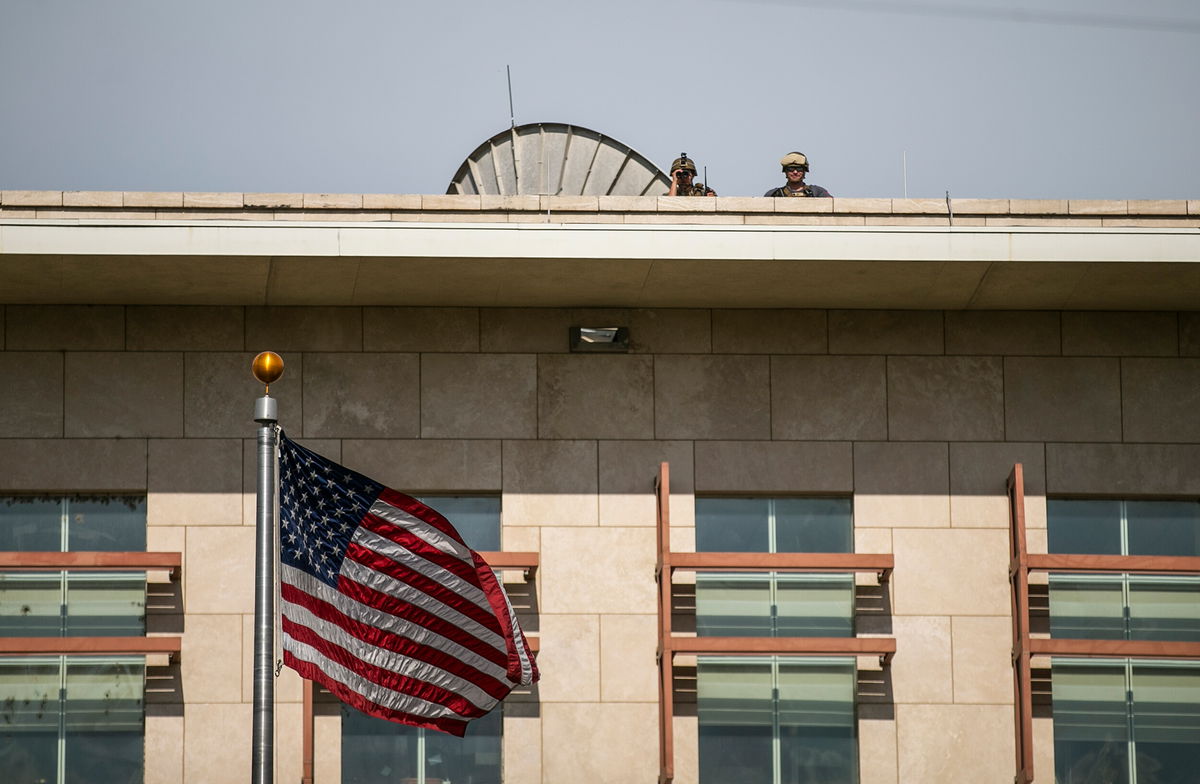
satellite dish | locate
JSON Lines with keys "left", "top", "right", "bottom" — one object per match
{"left": 447, "top": 122, "right": 670, "bottom": 196}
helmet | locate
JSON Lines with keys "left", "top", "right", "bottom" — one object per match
{"left": 671, "top": 154, "right": 697, "bottom": 174}
{"left": 780, "top": 151, "right": 809, "bottom": 172}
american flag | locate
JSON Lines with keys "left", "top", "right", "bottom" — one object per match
{"left": 277, "top": 432, "right": 538, "bottom": 736}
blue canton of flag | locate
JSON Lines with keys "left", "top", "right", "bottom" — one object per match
{"left": 279, "top": 443, "right": 381, "bottom": 587}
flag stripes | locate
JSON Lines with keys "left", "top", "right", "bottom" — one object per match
{"left": 347, "top": 526, "right": 505, "bottom": 634}
{"left": 283, "top": 649, "right": 479, "bottom": 737}
{"left": 282, "top": 614, "right": 498, "bottom": 713}
{"left": 355, "top": 515, "right": 494, "bottom": 602}
{"left": 337, "top": 558, "right": 510, "bottom": 666}
{"left": 280, "top": 575, "right": 512, "bottom": 693}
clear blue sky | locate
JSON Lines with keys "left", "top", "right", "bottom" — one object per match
{"left": 2, "top": 0, "right": 1197, "bottom": 198}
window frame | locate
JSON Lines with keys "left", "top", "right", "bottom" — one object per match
{"left": 1007, "top": 463, "right": 1200, "bottom": 784}
{"left": 1047, "top": 498, "right": 1200, "bottom": 643}
{"left": 687, "top": 495, "right": 873, "bottom": 784}
{"left": 697, "top": 655, "right": 860, "bottom": 784}
{"left": 694, "top": 496, "right": 857, "bottom": 639}
{"left": 1050, "top": 657, "right": 1200, "bottom": 784}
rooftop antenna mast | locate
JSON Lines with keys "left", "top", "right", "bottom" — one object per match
{"left": 902, "top": 151, "right": 908, "bottom": 199}
{"left": 506, "top": 65, "right": 515, "bottom": 128}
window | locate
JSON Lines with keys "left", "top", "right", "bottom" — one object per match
{"left": 694, "top": 498, "right": 858, "bottom": 784}
{"left": 1052, "top": 661, "right": 1200, "bottom": 784}
{"left": 695, "top": 498, "right": 854, "bottom": 638}
{"left": 1047, "top": 500, "right": 1200, "bottom": 642}
{"left": 0, "top": 657, "right": 145, "bottom": 784}
{"left": 698, "top": 658, "right": 857, "bottom": 784}
{"left": 1048, "top": 500, "right": 1200, "bottom": 784}
{"left": 0, "top": 496, "right": 147, "bottom": 784}
{"left": 339, "top": 495, "right": 503, "bottom": 783}
{"left": 341, "top": 703, "right": 502, "bottom": 784}
{"left": 0, "top": 496, "right": 147, "bottom": 638}
{"left": 419, "top": 496, "right": 501, "bottom": 552}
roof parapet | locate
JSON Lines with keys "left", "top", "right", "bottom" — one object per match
{"left": 2, "top": 191, "right": 1197, "bottom": 228}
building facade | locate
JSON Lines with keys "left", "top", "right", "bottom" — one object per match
{"left": 1, "top": 192, "right": 1199, "bottom": 783}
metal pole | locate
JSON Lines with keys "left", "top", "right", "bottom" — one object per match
{"left": 301, "top": 680, "right": 315, "bottom": 784}
{"left": 506, "top": 64, "right": 515, "bottom": 128}
{"left": 253, "top": 392, "right": 279, "bottom": 784}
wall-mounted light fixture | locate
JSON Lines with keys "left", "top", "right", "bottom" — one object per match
{"left": 569, "top": 326, "right": 630, "bottom": 353}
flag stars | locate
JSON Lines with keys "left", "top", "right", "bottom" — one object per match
{"left": 278, "top": 435, "right": 383, "bottom": 587}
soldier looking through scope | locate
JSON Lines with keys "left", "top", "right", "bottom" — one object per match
{"left": 667, "top": 153, "right": 716, "bottom": 197}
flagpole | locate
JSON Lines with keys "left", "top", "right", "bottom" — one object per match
{"left": 252, "top": 352, "right": 284, "bottom": 784}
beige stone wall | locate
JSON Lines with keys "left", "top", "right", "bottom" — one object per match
{"left": 2, "top": 304, "right": 1199, "bottom": 783}
{"left": 3, "top": 190, "right": 1200, "bottom": 227}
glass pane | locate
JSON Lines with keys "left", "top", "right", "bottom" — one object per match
{"left": 696, "top": 498, "right": 771, "bottom": 553}
{"left": 776, "top": 575, "right": 854, "bottom": 637}
{"left": 697, "top": 661, "right": 774, "bottom": 784}
{"left": 1128, "top": 578, "right": 1200, "bottom": 642}
{"left": 1048, "top": 576, "right": 1126, "bottom": 639}
{"left": 1131, "top": 665, "right": 1200, "bottom": 784}
{"left": 1052, "top": 663, "right": 1130, "bottom": 784}
{"left": 778, "top": 660, "right": 857, "bottom": 784}
{"left": 67, "top": 496, "right": 146, "bottom": 552}
{"left": 0, "top": 573, "right": 64, "bottom": 636}
{"left": 696, "top": 575, "right": 773, "bottom": 636}
{"left": 774, "top": 498, "right": 852, "bottom": 553}
{"left": 341, "top": 705, "right": 420, "bottom": 783}
{"left": 1126, "top": 501, "right": 1200, "bottom": 557}
{"left": 0, "top": 496, "right": 62, "bottom": 551}
{"left": 418, "top": 496, "right": 501, "bottom": 552}
{"left": 0, "top": 659, "right": 61, "bottom": 784}
{"left": 696, "top": 575, "right": 855, "bottom": 638}
{"left": 341, "top": 704, "right": 501, "bottom": 784}
{"left": 63, "top": 658, "right": 144, "bottom": 784}
{"left": 423, "top": 707, "right": 501, "bottom": 784}
{"left": 1047, "top": 500, "right": 1122, "bottom": 555}
{"left": 65, "top": 574, "right": 146, "bottom": 636}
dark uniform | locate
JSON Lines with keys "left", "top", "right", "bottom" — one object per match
{"left": 763, "top": 184, "right": 831, "bottom": 198}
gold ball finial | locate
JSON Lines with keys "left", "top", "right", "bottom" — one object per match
{"left": 252, "top": 351, "right": 284, "bottom": 393}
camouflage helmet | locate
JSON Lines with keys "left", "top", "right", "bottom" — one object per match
{"left": 780, "top": 151, "right": 810, "bottom": 172}
{"left": 670, "top": 153, "right": 697, "bottom": 174}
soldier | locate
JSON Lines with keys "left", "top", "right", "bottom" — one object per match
{"left": 763, "top": 151, "right": 831, "bottom": 197}
{"left": 667, "top": 153, "right": 716, "bottom": 197}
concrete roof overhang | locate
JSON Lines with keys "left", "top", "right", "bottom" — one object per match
{"left": 2, "top": 219, "right": 1199, "bottom": 309}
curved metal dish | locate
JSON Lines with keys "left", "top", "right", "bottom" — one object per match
{"left": 447, "top": 122, "right": 670, "bottom": 196}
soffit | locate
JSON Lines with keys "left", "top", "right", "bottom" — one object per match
{"left": 1, "top": 220, "right": 1198, "bottom": 309}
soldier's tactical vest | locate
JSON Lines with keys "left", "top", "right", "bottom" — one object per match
{"left": 677, "top": 182, "right": 715, "bottom": 197}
